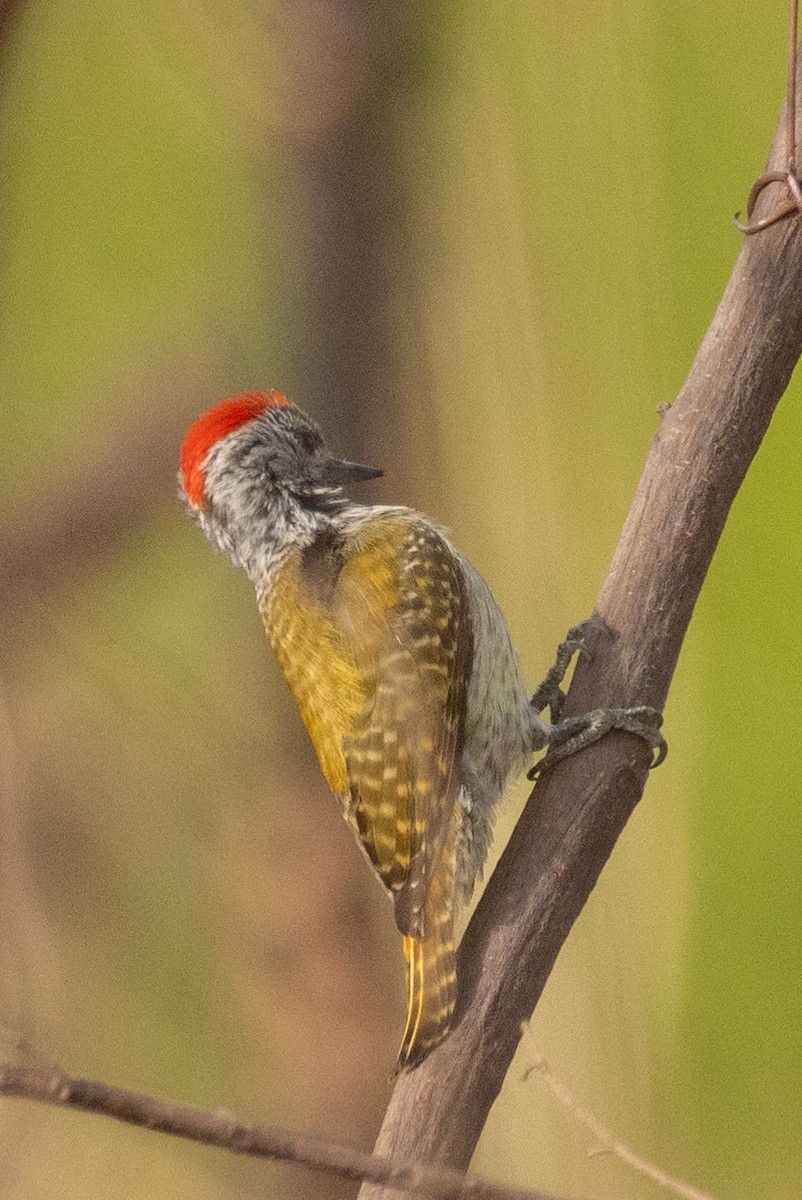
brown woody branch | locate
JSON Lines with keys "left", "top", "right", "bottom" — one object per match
{"left": 3, "top": 32, "right": 799, "bottom": 1200}
{"left": 358, "top": 48, "right": 802, "bottom": 1197}
{"left": 0, "top": 1062, "right": 606, "bottom": 1200}
{"left": 524, "top": 1059, "right": 719, "bottom": 1200}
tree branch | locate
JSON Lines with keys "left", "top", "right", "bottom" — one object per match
{"left": 358, "top": 47, "right": 802, "bottom": 1195}
{"left": 0, "top": 1062, "right": 612, "bottom": 1200}
{"left": 523, "top": 1059, "right": 719, "bottom": 1200}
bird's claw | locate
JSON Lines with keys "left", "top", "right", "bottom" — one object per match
{"left": 527, "top": 704, "right": 667, "bottom": 781}
{"left": 530, "top": 618, "right": 606, "bottom": 719}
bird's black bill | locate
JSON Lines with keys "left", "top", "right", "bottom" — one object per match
{"left": 317, "top": 458, "right": 384, "bottom": 486}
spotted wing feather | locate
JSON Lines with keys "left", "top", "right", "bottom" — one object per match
{"left": 335, "top": 519, "right": 471, "bottom": 940}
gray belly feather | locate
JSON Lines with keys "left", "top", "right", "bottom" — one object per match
{"left": 453, "top": 554, "right": 549, "bottom": 900}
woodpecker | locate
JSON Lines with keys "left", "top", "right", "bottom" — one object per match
{"left": 181, "top": 389, "right": 665, "bottom": 1072}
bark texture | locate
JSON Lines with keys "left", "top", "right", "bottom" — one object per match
{"left": 359, "top": 50, "right": 802, "bottom": 1193}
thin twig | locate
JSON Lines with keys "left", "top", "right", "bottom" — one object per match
{"left": 522, "top": 1059, "right": 718, "bottom": 1200}
{"left": 787, "top": 0, "right": 798, "bottom": 167}
{"left": 735, "top": 0, "right": 801, "bottom": 231}
{"left": 0, "top": 1062, "right": 612, "bottom": 1200}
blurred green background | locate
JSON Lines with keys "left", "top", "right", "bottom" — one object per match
{"left": 1, "top": 2, "right": 800, "bottom": 1197}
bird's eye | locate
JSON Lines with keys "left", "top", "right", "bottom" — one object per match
{"left": 296, "top": 428, "right": 321, "bottom": 455}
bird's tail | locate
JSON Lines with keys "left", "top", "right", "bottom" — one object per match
{"left": 395, "top": 879, "right": 457, "bottom": 1073}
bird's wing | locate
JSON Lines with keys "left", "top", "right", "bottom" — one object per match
{"left": 334, "top": 517, "right": 472, "bottom": 940}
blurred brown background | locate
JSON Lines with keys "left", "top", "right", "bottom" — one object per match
{"left": 0, "top": 2, "right": 800, "bottom": 1198}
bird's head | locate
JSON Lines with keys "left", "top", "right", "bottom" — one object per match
{"left": 180, "top": 389, "right": 382, "bottom": 576}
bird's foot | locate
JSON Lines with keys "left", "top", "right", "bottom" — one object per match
{"left": 528, "top": 705, "right": 666, "bottom": 780}
{"left": 530, "top": 617, "right": 605, "bottom": 723}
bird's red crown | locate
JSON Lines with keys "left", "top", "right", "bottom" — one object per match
{"left": 181, "top": 389, "right": 291, "bottom": 508}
